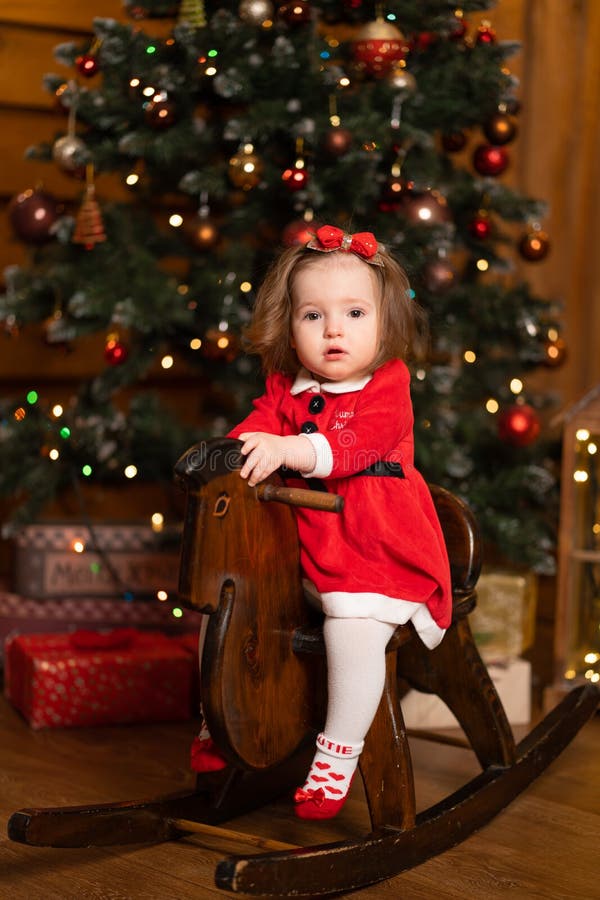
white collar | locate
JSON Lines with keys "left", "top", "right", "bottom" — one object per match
{"left": 290, "top": 367, "right": 372, "bottom": 396}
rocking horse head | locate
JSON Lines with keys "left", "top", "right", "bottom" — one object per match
{"left": 174, "top": 437, "right": 304, "bottom": 614}
{"left": 174, "top": 437, "right": 317, "bottom": 769}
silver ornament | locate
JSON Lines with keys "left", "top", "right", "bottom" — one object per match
{"left": 52, "top": 134, "right": 88, "bottom": 172}
{"left": 239, "top": 0, "right": 274, "bottom": 25}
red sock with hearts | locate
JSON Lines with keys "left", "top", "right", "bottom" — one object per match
{"left": 294, "top": 733, "right": 363, "bottom": 820}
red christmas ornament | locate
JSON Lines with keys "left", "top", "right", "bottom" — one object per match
{"left": 281, "top": 165, "right": 309, "bottom": 191}
{"left": 353, "top": 18, "right": 405, "bottom": 77}
{"left": 442, "top": 131, "right": 467, "bottom": 153}
{"left": 498, "top": 404, "right": 541, "bottom": 447}
{"left": 9, "top": 188, "right": 61, "bottom": 243}
{"left": 476, "top": 21, "right": 497, "bottom": 44}
{"left": 518, "top": 229, "right": 550, "bottom": 262}
{"left": 322, "top": 127, "right": 353, "bottom": 157}
{"left": 75, "top": 53, "right": 100, "bottom": 78}
{"left": 449, "top": 12, "right": 468, "bottom": 40}
{"left": 278, "top": 1, "right": 311, "bottom": 25}
{"left": 104, "top": 337, "right": 128, "bottom": 365}
{"left": 473, "top": 143, "right": 509, "bottom": 176}
{"left": 282, "top": 218, "right": 316, "bottom": 246}
{"left": 468, "top": 210, "right": 492, "bottom": 240}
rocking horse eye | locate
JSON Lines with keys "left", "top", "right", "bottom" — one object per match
{"left": 213, "top": 492, "right": 230, "bottom": 518}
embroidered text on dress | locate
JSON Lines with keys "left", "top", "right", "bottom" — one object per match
{"left": 331, "top": 410, "right": 354, "bottom": 429}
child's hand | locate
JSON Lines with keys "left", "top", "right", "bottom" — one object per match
{"left": 239, "top": 432, "right": 316, "bottom": 487}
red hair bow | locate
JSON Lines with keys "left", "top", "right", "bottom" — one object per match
{"left": 307, "top": 225, "right": 379, "bottom": 260}
{"left": 294, "top": 787, "right": 326, "bottom": 806}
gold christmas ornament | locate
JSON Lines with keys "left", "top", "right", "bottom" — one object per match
{"left": 483, "top": 112, "right": 518, "bottom": 145}
{"left": 229, "top": 143, "right": 263, "bottom": 190}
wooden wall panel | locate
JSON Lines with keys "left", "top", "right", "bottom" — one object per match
{"left": 508, "top": 0, "right": 600, "bottom": 402}
{"left": 0, "top": 23, "right": 74, "bottom": 109}
{"left": 0, "top": 0, "right": 172, "bottom": 34}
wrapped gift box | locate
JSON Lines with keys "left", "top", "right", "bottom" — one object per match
{"left": 470, "top": 569, "right": 537, "bottom": 662}
{"left": 4, "top": 629, "right": 196, "bottom": 729}
{"left": 0, "top": 588, "right": 203, "bottom": 668}
{"left": 12, "top": 522, "right": 181, "bottom": 599}
{"left": 401, "top": 658, "right": 532, "bottom": 729}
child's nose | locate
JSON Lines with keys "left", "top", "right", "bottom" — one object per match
{"left": 325, "top": 317, "right": 343, "bottom": 337}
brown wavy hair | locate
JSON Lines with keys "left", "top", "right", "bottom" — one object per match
{"left": 244, "top": 242, "right": 428, "bottom": 375}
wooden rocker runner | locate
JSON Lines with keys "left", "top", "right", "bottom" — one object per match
{"left": 8, "top": 437, "right": 599, "bottom": 896}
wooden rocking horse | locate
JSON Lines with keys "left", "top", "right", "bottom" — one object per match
{"left": 8, "top": 437, "right": 599, "bottom": 897}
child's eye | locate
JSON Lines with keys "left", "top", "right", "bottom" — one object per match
{"left": 349, "top": 308, "right": 365, "bottom": 318}
{"left": 303, "top": 311, "right": 320, "bottom": 320}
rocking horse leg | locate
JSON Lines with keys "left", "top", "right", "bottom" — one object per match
{"left": 397, "top": 617, "right": 517, "bottom": 769}
{"left": 360, "top": 647, "right": 416, "bottom": 830}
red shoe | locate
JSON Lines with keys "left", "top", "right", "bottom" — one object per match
{"left": 294, "top": 775, "right": 354, "bottom": 821}
{"left": 190, "top": 735, "right": 227, "bottom": 773}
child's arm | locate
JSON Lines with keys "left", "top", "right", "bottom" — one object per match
{"left": 238, "top": 432, "right": 316, "bottom": 487}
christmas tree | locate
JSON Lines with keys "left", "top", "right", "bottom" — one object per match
{"left": 0, "top": 0, "right": 561, "bottom": 574}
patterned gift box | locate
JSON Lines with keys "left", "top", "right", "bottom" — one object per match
{"left": 470, "top": 569, "right": 537, "bottom": 662}
{"left": 4, "top": 629, "right": 195, "bottom": 729}
{"left": 12, "top": 522, "right": 181, "bottom": 599}
{"left": 0, "top": 588, "right": 203, "bottom": 668}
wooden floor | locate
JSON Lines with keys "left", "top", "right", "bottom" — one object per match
{"left": 0, "top": 695, "right": 598, "bottom": 900}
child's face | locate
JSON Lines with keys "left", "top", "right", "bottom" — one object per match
{"left": 290, "top": 253, "right": 380, "bottom": 383}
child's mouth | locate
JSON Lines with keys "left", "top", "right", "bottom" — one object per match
{"left": 326, "top": 347, "right": 344, "bottom": 357}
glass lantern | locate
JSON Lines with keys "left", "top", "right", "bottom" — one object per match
{"left": 555, "top": 386, "right": 600, "bottom": 692}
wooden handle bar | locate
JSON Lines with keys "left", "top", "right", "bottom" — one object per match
{"left": 167, "top": 817, "right": 299, "bottom": 851}
{"left": 257, "top": 482, "right": 344, "bottom": 513}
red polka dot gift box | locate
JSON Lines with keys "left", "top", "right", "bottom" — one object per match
{"left": 4, "top": 628, "right": 195, "bottom": 729}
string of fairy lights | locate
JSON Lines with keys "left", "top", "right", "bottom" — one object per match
{"left": 562, "top": 425, "right": 600, "bottom": 686}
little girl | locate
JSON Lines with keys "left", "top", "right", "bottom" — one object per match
{"left": 191, "top": 224, "right": 452, "bottom": 820}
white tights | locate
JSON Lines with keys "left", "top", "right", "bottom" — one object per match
{"left": 322, "top": 616, "right": 398, "bottom": 744}
{"left": 299, "top": 616, "right": 397, "bottom": 802}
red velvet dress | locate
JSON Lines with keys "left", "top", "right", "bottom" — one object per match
{"left": 228, "top": 359, "right": 452, "bottom": 645}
